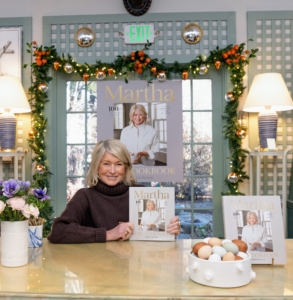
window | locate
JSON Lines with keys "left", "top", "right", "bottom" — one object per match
{"left": 55, "top": 70, "right": 225, "bottom": 238}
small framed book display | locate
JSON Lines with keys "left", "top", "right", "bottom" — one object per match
{"left": 222, "top": 195, "right": 286, "bottom": 265}
{"left": 129, "top": 187, "right": 175, "bottom": 241}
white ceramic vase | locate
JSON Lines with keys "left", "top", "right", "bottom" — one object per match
{"left": 28, "top": 224, "right": 43, "bottom": 248}
{"left": 1, "top": 220, "right": 28, "bottom": 267}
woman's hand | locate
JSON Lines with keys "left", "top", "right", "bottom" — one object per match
{"left": 251, "top": 241, "right": 261, "bottom": 250}
{"left": 106, "top": 222, "right": 134, "bottom": 241}
{"left": 166, "top": 216, "right": 180, "bottom": 236}
{"left": 148, "top": 224, "right": 156, "bottom": 230}
{"left": 133, "top": 151, "right": 149, "bottom": 164}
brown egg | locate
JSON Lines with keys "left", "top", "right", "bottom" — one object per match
{"left": 232, "top": 239, "right": 248, "bottom": 253}
{"left": 235, "top": 255, "right": 243, "bottom": 260}
{"left": 192, "top": 241, "right": 208, "bottom": 256}
{"left": 208, "top": 237, "right": 222, "bottom": 247}
{"left": 198, "top": 245, "right": 213, "bottom": 259}
{"left": 222, "top": 251, "right": 235, "bottom": 261}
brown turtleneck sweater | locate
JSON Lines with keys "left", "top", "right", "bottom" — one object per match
{"left": 47, "top": 181, "right": 142, "bottom": 244}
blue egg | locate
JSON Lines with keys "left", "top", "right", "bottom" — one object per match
{"left": 212, "top": 245, "right": 227, "bottom": 258}
{"left": 222, "top": 242, "right": 239, "bottom": 255}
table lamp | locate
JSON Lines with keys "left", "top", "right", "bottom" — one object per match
{"left": 0, "top": 75, "right": 31, "bottom": 151}
{"left": 243, "top": 73, "right": 293, "bottom": 151}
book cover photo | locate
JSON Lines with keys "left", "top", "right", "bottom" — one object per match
{"left": 222, "top": 195, "right": 286, "bottom": 265}
{"left": 129, "top": 187, "right": 175, "bottom": 241}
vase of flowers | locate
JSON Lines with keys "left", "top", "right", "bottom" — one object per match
{"left": 0, "top": 179, "right": 51, "bottom": 266}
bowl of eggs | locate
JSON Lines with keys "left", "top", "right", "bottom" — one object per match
{"left": 186, "top": 237, "right": 256, "bottom": 288}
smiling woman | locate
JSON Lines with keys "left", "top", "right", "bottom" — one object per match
{"left": 47, "top": 139, "right": 180, "bottom": 244}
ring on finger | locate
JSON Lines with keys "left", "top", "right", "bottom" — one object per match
{"left": 178, "top": 221, "right": 181, "bottom": 229}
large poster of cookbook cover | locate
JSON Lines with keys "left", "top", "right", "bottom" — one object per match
{"left": 97, "top": 80, "right": 183, "bottom": 182}
{"left": 222, "top": 196, "right": 286, "bottom": 265}
{"left": 129, "top": 187, "right": 175, "bottom": 241}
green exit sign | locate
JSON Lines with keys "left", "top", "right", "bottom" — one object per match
{"left": 124, "top": 24, "right": 155, "bottom": 44}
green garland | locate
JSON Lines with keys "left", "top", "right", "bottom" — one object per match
{"left": 24, "top": 41, "right": 258, "bottom": 195}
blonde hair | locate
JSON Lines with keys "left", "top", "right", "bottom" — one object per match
{"left": 129, "top": 104, "right": 147, "bottom": 125}
{"left": 246, "top": 211, "right": 258, "bottom": 224}
{"left": 86, "top": 139, "right": 136, "bottom": 187}
{"left": 146, "top": 199, "right": 156, "bottom": 211}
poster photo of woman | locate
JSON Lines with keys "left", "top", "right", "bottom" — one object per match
{"left": 237, "top": 210, "right": 273, "bottom": 252}
{"left": 113, "top": 102, "right": 167, "bottom": 167}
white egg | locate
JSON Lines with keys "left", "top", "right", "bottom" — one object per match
{"left": 208, "top": 253, "right": 221, "bottom": 261}
{"left": 222, "top": 239, "right": 232, "bottom": 245}
{"left": 203, "top": 237, "right": 211, "bottom": 244}
{"left": 212, "top": 245, "right": 227, "bottom": 258}
{"left": 237, "top": 251, "right": 248, "bottom": 259}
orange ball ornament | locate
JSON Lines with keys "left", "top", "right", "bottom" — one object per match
{"left": 53, "top": 61, "right": 60, "bottom": 70}
{"left": 182, "top": 71, "right": 189, "bottom": 80}
{"left": 151, "top": 67, "right": 157, "bottom": 75}
{"left": 107, "top": 68, "right": 114, "bottom": 76}
{"left": 36, "top": 59, "right": 43, "bottom": 66}
{"left": 83, "top": 73, "right": 90, "bottom": 82}
{"left": 214, "top": 60, "right": 221, "bottom": 70}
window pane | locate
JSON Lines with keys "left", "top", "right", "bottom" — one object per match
{"left": 182, "top": 80, "right": 191, "bottom": 110}
{"left": 67, "top": 178, "right": 86, "bottom": 202}
{"left": 193, "top": 112, "right": 212, "bottom": 142}
{"left": 67, "top": 114, "right": 85, "bottom": 143}
{"left": 67, "top": 145, "right": 85, "bottom": 176}
{"left": 178, "top": 210, "right": 213, "bottom": 239}
{"left": 193, "top": 79, "right": 212, "bottom": 110}
{"left": 193, "top": 177, "right": 213, "bottom": 207}
{"left": 183, "top": 144, "right": 191, "bottom": 175}
{"left": 183, "top": 112, "right": 191, "bottom": 142}
{"left": 87, "top": 113, "right": 97, "bottom": 143}
{"left": 66, "top": 81, "right": 85, "bottom": 112}
{"left": 161, "top": 178, "right": 192, "bottom": 207}
{"left": 87, "top": 81, "right": 97, "bottom": 112}
{"left": 193, "top": 144, "right": 212, "bottom": 175}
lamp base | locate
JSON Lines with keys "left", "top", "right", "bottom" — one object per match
{"left": 0, "top": 112, "right": 16, "bottom": 151}
{"left": 258, "top": 110, "right": 278, "bottom": 150}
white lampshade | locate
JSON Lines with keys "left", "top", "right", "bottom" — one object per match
{"left": 243, "top": 73, "right": 293, "bottom": 112}
{"left": 243, "top": 73, "right": 293, "bottom": 150}
{"left": 0, "top": 75, "right": 31, "bottom": 113}
{"left": 0, "top": 75, "right": 31, "bottom": 151}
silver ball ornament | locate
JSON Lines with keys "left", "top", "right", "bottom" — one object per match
{"left": 63, "top": 63, "right": 74, "bottom": 74}
{"left": 95, "top": 70, "right": 106, "bottom": 80}
{"left": 236, "top": 129, "right": 247, "bottom": 139}
{"left": 199, "top": 64, "right": 208, "bottom": 75}
{"left": 38, "top": 82, "right": 48, "bottom": 93}
{"left": 157, "top": 71, "right": 166, "bottom": 82}
{"left": 228, "top": 172, "right": 239, "bottom": 183}
{"left": 225, "top": 92, "right": 235, "bottom": 102}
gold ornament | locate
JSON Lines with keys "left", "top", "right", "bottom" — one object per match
{"left": 199, "top": 64, "right": 208, "bottom": 75}
{"left": 53, "top": 61, "right": 60, "bottom": 70}
{"left": 225, "top": 91, "right": 235, "bottom": 102}
{"left": 214, "top": 60, "right": 221, "bottom": 70}
{"left": 228, "top": 172, "right": 239, "bottom": 183}
{"left": 35, "top": 164, "right": 45, "bottom": 174}
{"left": 151, "top": 67, "right": 157, "bottom": 75}
{"left": 107, "top": 68, "right": 114, "bottom": 76}
{"left": 28, "top": 130, "right": 34, "bottom": 138}
{"left": 37, "top": 82, "right": 48, "bottom": 93}
{"left": 182, "top": 71, "right": 189, "bottom": 80}
{"left": 64, "top": 63, "right": 74, "bottom": 74}
{"left": 236, "top": 129, "right": 246, "bottom": 139}
{"left": 83, "top": 73, "right": 90, "bottom": 82}
{"left": 95, "top": 69, "right": 106, "bottom": 80}
{"left": 157, "top": 70, "right": 166, "bottom": 82}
